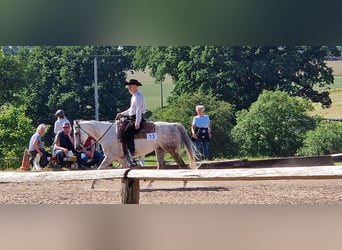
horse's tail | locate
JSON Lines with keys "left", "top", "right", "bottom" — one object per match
{"left": 174, "top": 123, "right": 197, "bottom": 169}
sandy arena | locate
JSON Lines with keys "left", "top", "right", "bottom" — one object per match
{"left": 1, "top": 178, "right": 342, "bottom": 204}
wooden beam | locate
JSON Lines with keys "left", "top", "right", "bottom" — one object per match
{"left": 1, "top": 165, "right": 342, "bottom": 184}
{"left": 0, "top": 169, "right": 127, "bottom": 183}
{"left": 125, "top": 165, "right": 342, "bottom": 181}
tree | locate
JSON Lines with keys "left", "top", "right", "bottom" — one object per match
{"left": 19, "top": 46, "right": 132, "bottom": 144}
{"left": 132, "top": 46, "right": 340, "bottom": 110}
{"left": 153, "top": 91, "right": 237, "bottom": 158}
{"left": 297, "top": 119, "right": 342, "bottom": 156}
{"left": 0, "top": 105, "right": 34, "bottom": 169}
{"left": 0, "top": 47, "right": 26, "bottom": 106}
{"left": 231, "top": 90, "right": 315, "bottom": 157}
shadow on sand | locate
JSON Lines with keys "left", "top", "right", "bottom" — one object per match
{"left": 140, "top": 186, "right": 229, "bottom": 192}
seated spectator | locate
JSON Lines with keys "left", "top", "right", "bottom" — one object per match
{"left": 28, "top": 124, "right": 52, "bottom": 170}
{"left": 53, "top": 122, "right": 81, "bottom": 169}
{"left": 79, "top": 136, "right": 104, "bottom": 168}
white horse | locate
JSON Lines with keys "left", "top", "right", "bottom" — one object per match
{"left": 73, "top": 120, "right": 197, "bottom": 172}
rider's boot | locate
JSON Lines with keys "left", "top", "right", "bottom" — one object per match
{"left": 126, "top": 150, "right": 138, "bottom": 167}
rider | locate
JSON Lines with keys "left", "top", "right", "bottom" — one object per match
{"left": 116, "top": 79, "right": 146, "bottom": 166}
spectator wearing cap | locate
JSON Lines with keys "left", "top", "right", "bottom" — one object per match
{"left": 54, "top": 109, "right": 70, "bottom": 135}
{"left": 116, "top": 79, "right": 146, "bottom": 166}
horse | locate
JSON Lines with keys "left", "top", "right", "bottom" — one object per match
{"left": 73, "top": 119, "right": 197, "bottom": 187}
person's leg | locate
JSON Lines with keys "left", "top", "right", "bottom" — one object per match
{"left": 77, "top": 152, "right": 88, "bottom": 169}
{"left": 202, "top": 140, "right": 209, "bottom": 160}
{"left": 33, "top": 153, "right": 41, "bottom": 170}
{"left": 123, "top": 123, "right": 136, "bottom": 154}
{"left": 93, "top": 151, "right": 104, "bottom": 166}
{"left": 39, "top": 149, "right": 50, "bottom": 167}
{"left": 195, "top": 139, "right": 203, "bottom": 160}
{"left": 28, "top": 150, "right": 37, "bottom": 167}
{"left": 86, "top": 151, "right": 104, "bottom": 168}
{"left": 54, "top": 149, "right": 64, "bottom": 167}
{"left": 122, "top": 122, "right": 138, "bottom": 166}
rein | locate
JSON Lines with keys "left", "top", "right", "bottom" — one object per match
{"left": 76, "top": 121, "right": 114, "bottom": 150}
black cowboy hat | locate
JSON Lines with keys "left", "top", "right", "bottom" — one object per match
{"left": 125, "top": 79, "right": 142, "bottom": 86}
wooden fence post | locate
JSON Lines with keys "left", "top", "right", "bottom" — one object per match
{"left": 121, "top": 177, "right": 140, "bottom": 204}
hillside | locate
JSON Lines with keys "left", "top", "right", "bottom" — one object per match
{"left": 312, "top": 61, "right": 342, "bottom": 118}
{"left": 126, "top": 62, "right": 342, "bottom": 117}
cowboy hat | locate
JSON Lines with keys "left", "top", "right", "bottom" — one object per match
{"left": 125, "top": 79, "right": 142, "bottom": 86}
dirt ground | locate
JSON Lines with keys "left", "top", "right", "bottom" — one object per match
{"left": 1, "top": 178, "right": 342, "bottom": 204}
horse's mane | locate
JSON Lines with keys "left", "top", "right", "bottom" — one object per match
{"left": 78, "top": 119, "right": 116, "bottom": 125}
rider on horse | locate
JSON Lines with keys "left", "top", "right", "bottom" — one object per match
{"left": 116, "top": 79, "right": 146, "bottom": 166}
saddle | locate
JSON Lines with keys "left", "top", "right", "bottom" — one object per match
{"left": 116, "top": 119, "right": 155, "bottom": 140}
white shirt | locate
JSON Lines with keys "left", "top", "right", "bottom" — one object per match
{"left": 121, "top": 90, "right": 146, "bottom": 126}
{"left": 54, "top": 118, "right": 70, "bottom": 134}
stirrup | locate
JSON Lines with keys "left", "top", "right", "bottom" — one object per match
{"left": 126, "top": 156, "right": 138, "bottom": 167}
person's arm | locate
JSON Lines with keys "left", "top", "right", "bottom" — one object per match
{"left": 191, "top": 118, "right": 197, "bottom": 139}
{"left": 135, "top": 95, "right": 145, "bottom": 128}
{"left": 89, "top": 139, "right": 95, "bottom": 158}
{"left": 54, "top": 134, "right": 68, "bottom": 154}
{"left": 117, "top": 108, "right": 129, "bottom": 118}
{"left": 54, "top": 121, "right": 57, "bottom": 134}
{"left": 208, "top": 121, "right": 212, "bottom": 139}
{"left": 68, "top": 132, "right": 74, "bottom": 146}
{"left": 33, "top": 139, "right": 43, "bottom": 157}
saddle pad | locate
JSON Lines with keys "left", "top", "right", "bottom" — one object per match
{"left": 116, "top": 121, "right": 155, "bottom": 140}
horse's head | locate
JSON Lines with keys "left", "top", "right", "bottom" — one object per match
{"left": 73, "top": 120, "right": 85, "bottom": 152}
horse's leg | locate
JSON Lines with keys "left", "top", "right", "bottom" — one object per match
{"left": 117, "top": 158, "right": 129, "bottom": 168}
{"left": 138, "top": 156, "right": 145, "bottom": 167}
{"left": 168, "top": 150, "right": 187, "bottom": 168}
{"left": 90, "top": 155, "right": 115, "bottom": 189}
{"left": 146, "top": 148, "right": 164, "bottom": 187}
{"left": 155, "top": 147, "right": 165, "bottom": 169}
{"left": 168, "top": 150, "right": 188, "bottom": 188}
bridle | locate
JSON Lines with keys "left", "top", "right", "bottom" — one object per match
{"left": 74, "top": 120, "right": 113, "bottom": 152}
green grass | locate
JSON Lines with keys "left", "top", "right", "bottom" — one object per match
{"left": 139, "top": 81, "right": 175, "bottom": 111}
{"left": 311, "top": 75, "right": 342, "bottom": 118}
{"left": 332, "top": 76, "right": 342, "bottom": 88}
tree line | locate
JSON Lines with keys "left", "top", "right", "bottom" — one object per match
{"left": 1, "top": 46, "right": 342, "bottom": 168}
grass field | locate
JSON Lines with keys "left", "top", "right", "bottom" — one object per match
{"left": 139, "top": 81, "right": 175, "bottom": 110}
{"left": 312, "top": 61, "right": 342, "bottom": 118}
{"left": 126, "top": 70, "right": 174, "bottom": 110}
{"left": 130, "top": 61, "right": 342, "bottom": 117}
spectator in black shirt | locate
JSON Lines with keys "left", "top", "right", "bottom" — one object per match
{"left": 53, "top": 122, "right": 75, "bottom": 168}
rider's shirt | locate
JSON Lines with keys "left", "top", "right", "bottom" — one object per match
{"left": 121, "top": 90, "right": 146, "bottom": 126}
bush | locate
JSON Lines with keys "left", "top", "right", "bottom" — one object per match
{"left": 0, "top": 104, "right": 34, "bottom": 169}
{"left": 297, "top": 119, "right": 342, "bottom": 156}
{"left": 232, "top": 90, "right": 315, "bottom": 157}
